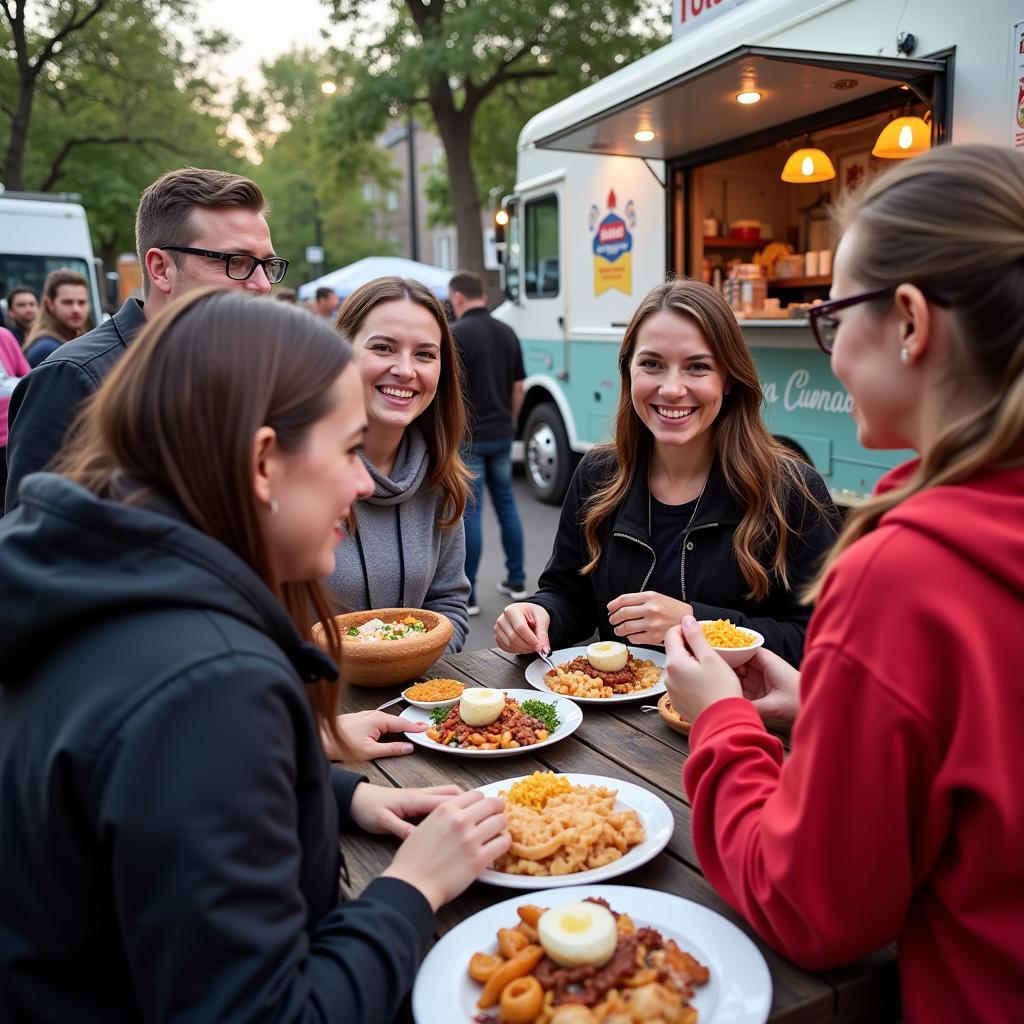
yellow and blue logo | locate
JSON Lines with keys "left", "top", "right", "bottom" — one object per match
{"left": 591, "top": 190, "right": 636, "bottom": 296}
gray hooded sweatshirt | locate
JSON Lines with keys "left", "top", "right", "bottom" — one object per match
{"left": 327, "top": 425, "right": 470, "bottom": 652}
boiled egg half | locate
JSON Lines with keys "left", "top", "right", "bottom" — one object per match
{"left": 459, "top": 688, "right": 505, "bottom": 726}
{"left": 538, "top": 901, "right": 618, "bottom": 968}
{"left": 586, "top": 640, "right": 628, "bottom": 672}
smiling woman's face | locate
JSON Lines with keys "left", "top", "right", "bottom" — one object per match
{"left": 629, "top": 309, "right": 727, "bottom": 453}
{"left": 351, "top": 298, "right": 442, "bottom": 434}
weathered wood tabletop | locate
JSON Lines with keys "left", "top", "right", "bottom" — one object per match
{"left": 339, "top": 647, "right": 900, "bottom": 1024}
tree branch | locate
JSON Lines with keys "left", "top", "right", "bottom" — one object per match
{"left": 464, "top": 64, "right": 555, "bottom": 118}
{"left": 40, "top": 133, "right": 194, "bottom": 191}
{"left": 33, "top": 0, "right": 114, "bottom": 78}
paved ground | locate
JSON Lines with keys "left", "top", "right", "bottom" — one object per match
{"left": 462, "top": 470, "right": 562, "bottom": 652}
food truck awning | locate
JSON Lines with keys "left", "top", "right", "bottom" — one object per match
{"left": 534, "top": 46, "right": 947, "bottom": 164}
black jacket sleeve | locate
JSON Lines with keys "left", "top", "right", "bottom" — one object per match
{"left": 5, "top": 358, "right": 94, "bottom": 513}
{"left": 92, "top": 652, "right": 435, "bottom": 1023}
{"left": 691, "top": 462, "right": 840, "bottom": 666}
{"left": 529, "top": 453, "right": 607, "bottom": 648}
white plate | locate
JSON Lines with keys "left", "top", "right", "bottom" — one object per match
{"left": 411, "top": 883, "right": 772, "bottom": 1024}
{"left": 402, "top": 689, "right": 582, "bottom": 758}
{"left": 525, "top": 646, "right": 667, "bottom": 704}
{"left": 476, "top": 773, "right": 673, "bottom": 889}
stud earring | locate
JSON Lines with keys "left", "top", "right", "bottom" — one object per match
{"left": 900, "top": 348, "right": 911, "bottom": 364}
{"left": 269, "top": 498, "right": 279, "bottom": 515}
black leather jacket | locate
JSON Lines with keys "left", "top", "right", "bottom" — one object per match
{"left": 530, "top": 445, "right": 839, "bottom": 665}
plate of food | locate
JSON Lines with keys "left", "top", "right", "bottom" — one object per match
{"left": 476, "top": 771, "right": 673, "bottom": 889}
{"left": 402, "top": 688, "right": 582, "bottom": 757}
{"left": 411, "top": 883, "right": 771, "bottom": 1024}
{"left": 525, "top": 641, "right": 667, "bottom": 704}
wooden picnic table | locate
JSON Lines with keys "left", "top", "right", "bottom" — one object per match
{"left": 338, "top": 647, "right": 900, "bottom": 1024}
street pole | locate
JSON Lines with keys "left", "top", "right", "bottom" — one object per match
{"left": 406, "top": 110, "right": 419, "bottom": 263}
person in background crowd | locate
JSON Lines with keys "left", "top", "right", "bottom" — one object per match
{"left": 326, "top": 277, "right": 472, "bottom": 660}
{"left": 0, "top": 325, "right": 31, "bottom": 498}
{"left": 496, "top": 278, "right": 838, "bottom": 664}
{"left": 665, "top": 144, "right": 1024, "bottom": 1022}
{"left": 314, "top": 285, "right": 340, "bottom": 319}
{"left": 22, "top": 269, "right": 91, "bottom": 368}
{"left": 3, "top": 167, "right": 285, "bottom": 515}
{"left": 449, "top": 269, "right": 528, "bottom": 616}
{"left": 274, "top": 286, "right": 298, "bottom": 303}
{"left": 0, "top": 290, "right": 510, "bottom": 1023}
{"left": 5, "top": 286, "right": 38, "bottom": 346}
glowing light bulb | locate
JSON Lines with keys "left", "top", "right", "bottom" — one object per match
{"left": 634, "top": 129, "right": 655, "bottom": 142}
{"left": 801, "top": 155, "right": 814, "bottom": 177}
{"left": 898, "top": 124, "right": 913, "bottom": 149}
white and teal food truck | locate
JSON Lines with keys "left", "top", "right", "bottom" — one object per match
{"left": 497, "top": 0, "right": 1023, "bottom": 503}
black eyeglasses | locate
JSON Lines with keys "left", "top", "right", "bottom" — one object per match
{"left": 808, "top": 286, "right": 952, "bottom": 355}
{"left": 159, "top": 245, "right": 289, "bottom": 285}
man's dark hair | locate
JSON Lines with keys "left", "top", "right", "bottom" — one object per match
{"left": 315, "top": 287, "right": 335, "bottom": 302}
{"left": 448, "top": 270, "right": 484, "bottom": 300}
{"left": 135, "top": 168, "right": 268, "bottom": 297}
{"left": 6, "top": 285, "right": 35, "bottom": 306}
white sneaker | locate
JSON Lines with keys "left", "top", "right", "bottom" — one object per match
{"left": 497, "top": 580, "right": 528, "bottom": 601}
{"left": 467, "top": 604, "right": 480, "bottom": 617}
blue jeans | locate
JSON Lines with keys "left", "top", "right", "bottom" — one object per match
{"left": 464, "top": 439, "right": 525, "bottom": 600}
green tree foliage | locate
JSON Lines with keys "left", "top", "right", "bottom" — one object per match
{"left": 0, "top": 0, "right": 239, "bottom": 264}
{"left": 234, "top": 48, "right": 400, "bottom": 283}
{"left": 321, "top": 0, "right": 669, "bottom": 271}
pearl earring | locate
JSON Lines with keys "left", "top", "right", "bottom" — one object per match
{"left": 900, "top": 348, "right": 911, "bottom": 364}
{"left": 269, "top": 498, "right": 279, "bottom": 515}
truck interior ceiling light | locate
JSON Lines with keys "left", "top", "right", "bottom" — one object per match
{"left": 780, "top": 147, "right": 835, "bottom": 183}
{"left": 736, "top": 90, "right": 763, "bottom": 104}
{"left": 633, "top": 129, "right": 656, "bottom": 142}
{"left": 872, "top": 115, "right": 931, "bottom": 158}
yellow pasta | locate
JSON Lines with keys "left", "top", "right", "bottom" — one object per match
{"left": 700, "top": 619, "right": 756, "bottom": 648}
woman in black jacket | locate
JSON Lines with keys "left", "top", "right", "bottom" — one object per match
{"left": 0, "top": 289, "right": 509, "bottom": 1022}
{"left": 495, "top": 279, "right": 838, "bottom": 666}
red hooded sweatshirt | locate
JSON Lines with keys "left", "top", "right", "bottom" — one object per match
{"left": 684, "top": 460, "right": 1024, "bottom": 1022}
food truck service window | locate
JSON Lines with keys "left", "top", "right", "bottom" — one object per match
{"left": 524, "top": 194, "right": 560, "bottom": 298}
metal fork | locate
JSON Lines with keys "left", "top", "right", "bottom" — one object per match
{"left": 536, "top": 649, "right": 557, "bottom": 672}
{"left": 374, "top": 695, "right": 407, "bottom": 712}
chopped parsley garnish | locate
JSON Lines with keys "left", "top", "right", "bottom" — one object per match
{"left": 520, "top": 699, "right": 560, "bottom": 732}
{"left": 347, "top": 626, "right": 361, "bottom": 636}
{"left": 429, "top": 706, "right": 450, "bottom": 726}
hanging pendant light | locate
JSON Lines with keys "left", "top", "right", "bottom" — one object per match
{"left": 781, "top": 145, "right": 836, "bottom": 184}
{"left": 872, "top": 114, "right": 931, "bottom": 158}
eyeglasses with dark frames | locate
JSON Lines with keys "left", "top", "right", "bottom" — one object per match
{"left": 808, "top": 286, "right": 952, "bottom": 355}
{"left": 159, "top": 245, "right": 289, "bottom": 285}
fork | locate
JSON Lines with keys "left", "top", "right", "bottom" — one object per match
{"left": 536, "top": 649, "right": 557, "bottom": 672}
{"left": 374, "top": 695, "right": 407, "bottom": 712}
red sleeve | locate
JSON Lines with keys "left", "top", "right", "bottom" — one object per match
{"left": 683, "top": 645, "right": 941, "bottom": 971}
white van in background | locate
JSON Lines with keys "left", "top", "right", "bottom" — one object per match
{"left": 0, "top": 191, "right": 103, "bottom": 327}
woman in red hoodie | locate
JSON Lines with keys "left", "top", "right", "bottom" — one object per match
{"left": 664, "top": 143, "right": 1024, "bottom": 1021}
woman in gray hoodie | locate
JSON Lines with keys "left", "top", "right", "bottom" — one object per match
{"left": 327, "top": 277, "right": 472, "bottom": 653}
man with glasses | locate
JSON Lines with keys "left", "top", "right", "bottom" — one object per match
{"left": 4, "top": 168, "right": 287, "bottom": 513}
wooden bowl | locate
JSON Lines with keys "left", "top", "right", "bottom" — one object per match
{"left": 657, "top": 693, "right": 692, "bottom": 736}
{"left": 317, "top": 608, "right": 453, "bottom": 688}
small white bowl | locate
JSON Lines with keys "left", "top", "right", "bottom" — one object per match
{"left": 699, "top": 622, "right": 765, "bottom": 668}
{"left": 401, "top": 685, "right": 463, "bottom": 710}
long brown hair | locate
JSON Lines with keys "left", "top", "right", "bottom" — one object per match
{"left": 24, "top": 268, "right": 90, "bottom": 351}
{"left": 337, "top": 276, "right": 471, "bottom": 527}
{"left": 808, "top": 144, "right": 1024, "bottom": 600}
{"left": 582, "top": 279, "right": 830, "bottom": 600}
{"left": 56, "top": 287, "right": 353, "bottom": 742}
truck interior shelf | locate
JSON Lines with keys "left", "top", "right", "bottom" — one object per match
{"left": 768, "top": 275, "right": 832, "bottom": 288}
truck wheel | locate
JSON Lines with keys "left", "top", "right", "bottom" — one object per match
{"left": 524, "top": 404, "right": 573, "bottom": 505}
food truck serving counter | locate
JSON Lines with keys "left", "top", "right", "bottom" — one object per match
{"left": 495, "top": 0, "right": 1019, "bottom": 506}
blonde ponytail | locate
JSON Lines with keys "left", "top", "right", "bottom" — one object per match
{"left": 808, "top": 145, "right": 1024, "bottom": 601}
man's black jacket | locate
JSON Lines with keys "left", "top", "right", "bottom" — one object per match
{"left": 4, "top": 297, "right": 146, "bottom": 513}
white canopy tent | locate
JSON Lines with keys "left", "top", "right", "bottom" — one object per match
{"left": 297, "top": 256, "right": 453, "bottom": 302}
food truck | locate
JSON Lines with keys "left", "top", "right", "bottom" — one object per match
{"left": 497, "top": 0, "right": 1023, "bottom": 503}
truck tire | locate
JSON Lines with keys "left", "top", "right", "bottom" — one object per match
{"left": 524, "top": 404, "right": 574, "bottom": 505}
